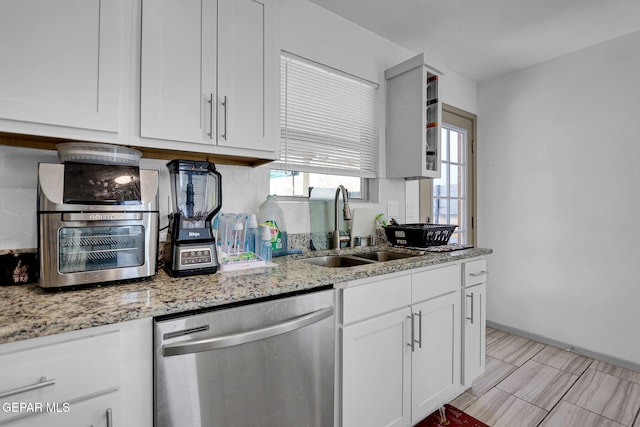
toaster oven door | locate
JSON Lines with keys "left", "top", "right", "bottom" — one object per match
{"left": 58, "top": 225, "right": 145, "bottom": 273}
{"left": 38, "top": 212, "right": 158, "bottom": 288}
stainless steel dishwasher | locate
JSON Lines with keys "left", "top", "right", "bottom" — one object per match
{"left": 154, "top": 288, "right": 335, "bottom": 427}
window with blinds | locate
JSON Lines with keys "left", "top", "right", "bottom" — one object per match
{"left": 274, "top": 52, "right": 379, "bottom": 178}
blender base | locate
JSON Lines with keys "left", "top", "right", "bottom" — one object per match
{"left": 165, "top": 241, "right": 219, "bottom": 277}
{"left": 164, "top": 265, "right": 218, "bottom": 277}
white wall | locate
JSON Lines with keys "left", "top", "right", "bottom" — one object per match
{"left": 478, "top": 30, "right": 640, "bottom": 365}
{"left": 440, "top": 69, "right": 478, "bottom": 115}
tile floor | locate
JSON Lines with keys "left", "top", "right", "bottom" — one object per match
{"left": 449, "top": 328, "right": 640, "bottom": 427}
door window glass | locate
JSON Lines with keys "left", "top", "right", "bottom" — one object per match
{"left": 434, "top": 126, "right": 467, "bottom": 244}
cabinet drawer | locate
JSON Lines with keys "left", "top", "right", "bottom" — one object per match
{"left": 342, "top": 275, "right": 411, "bottom": 324}
{"left": 1, "top": 391, "right": 119, "bottom": 427}
{"left": 0, "top": 330, "right": 120, "bottom": 424}
{"left": 464, "top": 259, "right": 488, "bottom": 287}
{"left": 412, "top": 264, "right": 461, "bottom": 302}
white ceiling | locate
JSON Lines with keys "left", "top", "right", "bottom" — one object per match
{"left": 308, "top": 0, "right": 640, "bottom": 82}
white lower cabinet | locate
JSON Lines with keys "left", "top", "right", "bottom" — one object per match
{"left": 410, "top": 291, "right": 461, "bottom": 424}
{"left": 409, "top": 266, "right": 461, "bottom": 424}
{"left": 4, "top": 393, "right": 118, "bottom": 427}
{"left": 339, "top": 263, "right": 464, "bottom": 427}
{"left": 0, "top": 318, "right": 152, "bottom": 427}
{"left": 463, "top": 283, "right": 486, "bottom": 386}
{"left": 462, "top": 259, "right": 489, "bottom": 386}
{"left": 342, "top": 307, "right": 412, "bottom": 427}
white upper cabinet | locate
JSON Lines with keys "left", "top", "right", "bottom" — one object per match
{"left": 217, "top": 0, "right": 279, "bottom": 152}
{"left": 385, "top": 53, "right": 442, "bottom": 179}
{"left": 140, "top": 0, "right": 279, "bottom": 154}
{"left": 140, "top": 0, "right": 217, "bottom": 144}
{"left": 0, "top": 0, "right": 127, "bottom": 133}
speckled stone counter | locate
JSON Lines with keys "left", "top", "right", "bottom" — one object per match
{"left": 0, "top": 246, "right": 491, "bottom": 344}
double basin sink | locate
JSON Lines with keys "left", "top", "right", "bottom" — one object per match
{"left": 302, "top": 251, "right": 418, "bottom": 268}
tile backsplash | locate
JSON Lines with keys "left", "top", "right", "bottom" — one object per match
{"left": 0, "top": 145, "right": 269, "bottom": 249}
{"left": 0, "top": 145, "right": 383, "bottom": 250}
{"left": 0, "top": 146, "right": 57, "bottom": 249}
{"left": 0, "top": 145, "right": 273, "bottom": 250}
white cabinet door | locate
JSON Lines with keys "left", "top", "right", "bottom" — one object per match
{"left": 0, "top": 319, "right": 152, "bottom": 427}
{"left": 463, "top": 283, "right": 486, "bottom": 386}
{"left": 4, "top": 392, "right": 120, "bottom": 427}
{"left": 217, "top": 0, "right": 278, "bottom": 152}
{"left": 0, "top": 0, "right": 125, "bottom": 132}
{"left": 120, "top": 318, "right": 153, "bottom": 427}
{"left": 140, "top": 0, "right": 278, "bottom": 153}
{"left": 410, "top": 291, "right": 461, "bottom": 424}
{"left": 140, "top": 0, "right": 217, "bottom": 143}
{"left": 342, "top": 308, "right": 411, "bottom": 427}
{"left": 0, "top": 331, "right": 120, "bottom": 422}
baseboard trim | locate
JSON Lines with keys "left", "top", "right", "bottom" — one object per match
{"left": 487, "top": 320, "right": 640, "bottom": 373}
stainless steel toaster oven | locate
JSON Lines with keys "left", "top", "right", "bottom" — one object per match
{"left": 37, "top": 162, "right": 159, "bottom": 288}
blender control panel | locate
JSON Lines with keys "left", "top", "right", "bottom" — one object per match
{"left": 180, "top": 248, "right": 213, "bottom": 266}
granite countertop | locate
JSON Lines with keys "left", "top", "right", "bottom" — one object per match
{"left": 0, "top": 245, "right": 492, "bottom": 344}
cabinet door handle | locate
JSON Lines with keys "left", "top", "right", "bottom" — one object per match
{"left": 466, "top": 292, "right": 475, "bottom": 324}
{"left": 0, "top": 376, "right": 55, "bottom": 399}
{"left": 222, "top": 95, "right": 229, "bottom": 140}
{"left": 415, "top": 310, "right": 423, "bottom": 349}
{"left": 106, "top": 407, "right": 113, "bottom": 427}
{"left": 207, "top": 93, "right": 215, "bottom": 140}
{"left": 407, "top": 314, "right": 415, "bottom": 352}
{"left": 469, "top": 270, "right": 489, "bottom": 278}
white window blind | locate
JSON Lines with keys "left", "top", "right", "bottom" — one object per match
{"left": 275, "top": 52, "right": 379, "bottom": 178}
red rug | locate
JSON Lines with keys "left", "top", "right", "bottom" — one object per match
{"left": 414, "top": 404, "right": 489, "bottom": 427}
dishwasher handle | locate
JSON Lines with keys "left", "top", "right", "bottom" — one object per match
{"left": 162, "top": 306, "right": 334, "bottom": 357}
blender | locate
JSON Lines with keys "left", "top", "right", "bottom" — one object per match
{"left": 165, "top": 160, "right": 222, "bottom": 277}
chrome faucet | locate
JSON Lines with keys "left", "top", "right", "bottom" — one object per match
{"left": 333, "top": 185, "right": 352, "bottom": 249}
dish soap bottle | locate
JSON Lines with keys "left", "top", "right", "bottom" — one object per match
{"left": 257, "top": 195, "right": 288, "bottom": 257}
